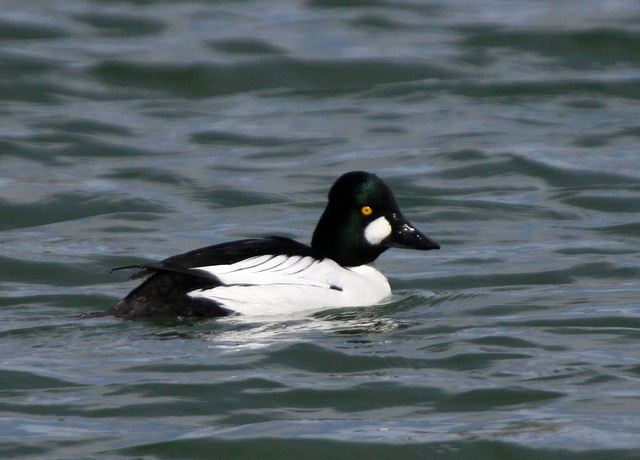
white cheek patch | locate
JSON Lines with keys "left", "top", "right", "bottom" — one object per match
{"left": 364, "top": 216, "right": 392, "bottom": 246}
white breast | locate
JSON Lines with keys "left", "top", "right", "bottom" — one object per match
{"left": 187, "top": 254, "right": 391, "bottom": 316}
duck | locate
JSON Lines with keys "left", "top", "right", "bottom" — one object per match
{"left": 105, "top": 171, "right": 440, "bottom": 319}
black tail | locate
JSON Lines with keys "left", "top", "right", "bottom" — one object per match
{"left": 109, "top": 264, "right": 155, "bottom": 281}
{"left": 105, "top": 270, "right": 229, "bottom": 319}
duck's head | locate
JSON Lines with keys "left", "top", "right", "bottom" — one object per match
{"left": 311, "top": 171, "right": 440, "bottom": 267}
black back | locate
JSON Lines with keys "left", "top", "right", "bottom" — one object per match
{"left": 105, "top": 237, "right": 315, "bottom": 319}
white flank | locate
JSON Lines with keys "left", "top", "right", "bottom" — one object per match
{"left": 187, "top": 254, "right": 391, "bottom": 316}
{"left": 364, "top": 216, "right": 392, "bottom": 246}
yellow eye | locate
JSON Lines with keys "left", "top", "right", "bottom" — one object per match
{"left": 361, "top": 205, "right": 373, "bottom": 216}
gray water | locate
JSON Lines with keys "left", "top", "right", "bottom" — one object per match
{"left": 2, "top": 0, "right": 640, "bottom": 458}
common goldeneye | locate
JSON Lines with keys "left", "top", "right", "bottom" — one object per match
{"left": 105, "top": 171, "right": 440, "bottom": 319}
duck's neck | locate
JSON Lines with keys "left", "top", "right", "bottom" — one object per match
{"left": 311, "top": 210, "right": 387, "bottom": 267}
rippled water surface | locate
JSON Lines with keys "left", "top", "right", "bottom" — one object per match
{"left": 2, "top": 0, "right": 640, "bottom": 458}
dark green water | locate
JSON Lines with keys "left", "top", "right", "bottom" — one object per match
{"left": 2, "top": 1, "right": 640, "bottom": 459}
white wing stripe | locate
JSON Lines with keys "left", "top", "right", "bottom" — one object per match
{"left": 187, "top": 259, "right": 392, "bottom": 316}
{"left": 194, "top": 255, "right": 318, "bottom": 283}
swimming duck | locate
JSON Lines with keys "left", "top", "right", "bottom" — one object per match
{"left": 106, "top": 171, "right": 439, "bottom": 318}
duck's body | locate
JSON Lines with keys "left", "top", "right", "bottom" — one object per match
{"left": 106, "top": 171, "right": 439, "bottom": 319}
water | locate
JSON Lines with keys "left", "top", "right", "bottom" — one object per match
{"left": 2, "top": 0, "right": 640, "bottom": 458}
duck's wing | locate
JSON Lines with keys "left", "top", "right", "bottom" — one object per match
{"left": 188, "top": 256, "right": 392, "bottom": 316}
{"left": 110, "top": 236, "right": 315, "bottom": 281}
{"left": 104, "top": 237, "right": 316, "bottom": 319}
